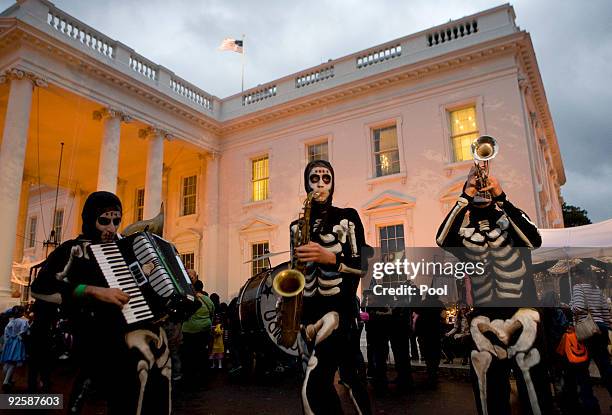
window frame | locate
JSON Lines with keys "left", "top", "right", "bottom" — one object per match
{"left": 250, "top": 154, "right": 270, "bottom": 202}
{"left": 179, "top": 252, "right": 195, "bottom": 272}
{"left": 440, "top": 96, "right": 486, "bottom": 166}
{"left": 53, "top": 208, "right": 64, "bottom": 243}
{"left": 134, "top": 187, "right": 145, "bottom": 222}
{"left": 27, "top": 216, "right": 37, "bottom": 249}
{"left": 448, "top": 106, "right": 480, "bottom": 162}
{"left": 306, "top": 140, "right": 329, "bottom": 162}
{"left": 250, "top": 240, "right": 270, "bottom": 277}
{"left": 372, "top": 124, "right": 401, "bottom": 178}
{"left": 377, "top": 223, "right": 407, "bottom": 288}
{"left": 363, "top": 116, "right": 407, "bottom": 186}
{"left": 180, "top": 174, "right": 198, "bottom": 217}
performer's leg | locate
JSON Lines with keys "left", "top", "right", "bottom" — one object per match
{"left": 302, "top": 332, "right": 343, "bottom": 415}
{"left": 470, "top": 357, "right": 511, "bottom": 415}
{"left": 514, "top": 355, "right": 554, "bottom": 414}
{"left": 337, "top": 330, "right": 372, "bottom": 415}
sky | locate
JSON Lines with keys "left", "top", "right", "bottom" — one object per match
{"left": 2, "top": 0, "right": 611, "bottom": 222}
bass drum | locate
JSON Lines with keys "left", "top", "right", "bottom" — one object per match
{"left": 237, "top": 261, "right": 299, "bottom": 357}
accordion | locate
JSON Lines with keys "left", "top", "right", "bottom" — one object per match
{"left": 89, "top": 231, "right": 198, "bottom": 326}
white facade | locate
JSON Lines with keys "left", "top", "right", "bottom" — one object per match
{"left": 0, "top": 1, "right": 565, "bottom": 304}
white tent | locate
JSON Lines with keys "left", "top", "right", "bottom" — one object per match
{"left": 533, "top": 219, "right": 612, "bottom": 263}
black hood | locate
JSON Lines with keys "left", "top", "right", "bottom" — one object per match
{"left": 303, "top": 159, "right": 335, "bottom": 206}
{"left": 81, "top": 191, "right": 122, "bottom": 241}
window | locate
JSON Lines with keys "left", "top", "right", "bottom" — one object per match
{"left": 27, "top": 216, "right": 37, "bottom": 248}
{"left": 307, "top": 141, "right": 328, "bottom": 161}
{"left": 181, "top": 175, "right": 197, "bottom": 216}
{"left": 251, "top": 241, "right": 269, "bottom": 276}
{"left": 449, "top": 106, "right": 479, "bottom": 162}
{"left": 373, "top": 125, "right": 400, "bottom": 177}
{"left": 180, "top": 252, "right": 195, "bottom": 271}
{"left": 135, "top": 188, "right": 145, "bottom": 222}
{"left": 251, "top": 156, "right": 269, "bottom": 201}
{"left": 53, "top": 209, "right": 64, "bottom": 243}
{"left": 379, "top": 224, "right": 406, "bottom": 286}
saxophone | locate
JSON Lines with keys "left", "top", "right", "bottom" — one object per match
{"left": 273, "top": 191, "right": 318, "bottom": 347}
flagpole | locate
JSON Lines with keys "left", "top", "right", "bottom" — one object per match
{"left": 241, "top": 34, "right": 245, "bottom": 92}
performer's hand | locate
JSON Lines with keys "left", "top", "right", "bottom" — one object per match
{"left": 86, "top": 286, "right": 130, "bottom": 308}
{"left": 480, "top": 175, "right": 503, "bottom": 197}
{"left": 464, "top": 166, "right": 479, "bottom": 197}
{"left": 296, "top": 242, "right": 336, "bottom": 265}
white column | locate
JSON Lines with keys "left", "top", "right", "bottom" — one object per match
{"left": 203, "top": 152, "right": 220, "bottom": 295}
{"left": 140, "top": 127, "right": 166, "bottom": 219}
{"left": 0, "top": 71, "right": 38, "bottom": 298}
{"left": 13, "top": 177, "right": 32, "bottom": 264}
{"left": 94, "top": 109, "right": 130, "bottom": 193}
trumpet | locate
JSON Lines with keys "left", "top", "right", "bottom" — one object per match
{"left": 470, "top": 135, "right": 498, "bottom": 205}
{"left": 273, "top": 191, "right": 318, "bottom": 347}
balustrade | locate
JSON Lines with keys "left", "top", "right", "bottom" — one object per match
{"left": 427, "top": 20, "right": 478, "bottom": 47}
{"left": 356, "top": 45, "right": 402, "bottom": 69}
{"left": 47, "top": 11, "right": 114, "bottom": 58}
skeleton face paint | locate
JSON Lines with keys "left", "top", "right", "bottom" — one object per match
{"left": 308, "top": 166, "right": 332, "bottom": 202}
{"left": 96, "top": 210, "right": 121, "bottom": 242}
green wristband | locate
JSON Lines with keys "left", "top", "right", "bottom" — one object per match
{"left": 74, "top": 284, "right": 87, "bottom": 298}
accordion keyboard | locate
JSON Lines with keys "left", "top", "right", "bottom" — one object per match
{"left": 90, "top": 243, "right": 155, "bottom": 324}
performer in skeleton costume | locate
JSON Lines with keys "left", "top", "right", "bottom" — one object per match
{"left": 31, "top": 192, "right": 171, "bottom": 415}
{"left": 436, "top": 167, "right": 552, "bottom": 415}
{"left": 293, "top": 160, "right": 371, "bottom": 415}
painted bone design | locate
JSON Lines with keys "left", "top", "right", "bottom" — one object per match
{"left": 125, "top": 328, "right": 172, "bottom": 415}
{"left": 470, "top": 308, "right": 541, "bottom": 415}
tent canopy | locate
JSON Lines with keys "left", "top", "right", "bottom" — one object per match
{"left": 534, "top": 219, "right": 612, "bottom": 263}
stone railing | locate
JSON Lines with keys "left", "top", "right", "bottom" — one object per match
{"left": 295, "top": 65, "right": 334, "bottom": 88}
{"left": 221, "top": 5, "right": 516, "bottom": 119}
{"left": 170, "top": 78, "right": 213, "bottom": 110}
{"left": 356, "top": 44, "right": 402, "bottom": 69}
{"left": 129, "top": 55, "right": 157, "bottom": 80}
{"left": 242, "top": 84, "right": 277, "bottom": 106}
{"left": 46, "top": 9, "right": 114, "bottom": 58}
{"left": 5, "top": 0, "right": 517, "bottom": 122}
{"left": 427, "top": 20, "right": 479, "bottom": 47}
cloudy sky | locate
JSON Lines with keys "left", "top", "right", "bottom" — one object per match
{"left": 3, "top": 0, "right": 611, "bottom": 222}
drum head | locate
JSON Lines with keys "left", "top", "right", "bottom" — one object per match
{"left": 237, "top": 262, "right": 298, "bottom": 357}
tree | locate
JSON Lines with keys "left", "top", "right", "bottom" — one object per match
{"left": 562, "top": 203, "right": 592, "bottom": 228}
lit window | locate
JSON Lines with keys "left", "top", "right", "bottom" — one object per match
{"left": 251, "top": 241, "right": 269, "bottom": 276}
{"left": 307, "top": 141, "right": 329, "bottom": 161}
{"left": 373, "top": 125, "right": 400, "bottom": 177}
{"left": 449, "top": 106, "right": 479, "bottom": 162}
{"left": 379, "top": 224, "right": 405, "bottom": 287}
{"left": 181, "top": 175, "right": 197, "bottom": 216}
{"left": 251, "top": 156, "right": 269, "bottom": 201}
{"left": 135, "top": 188, "right": 145, "bottom": 221}
{"left": 53, "top": 209, "right": 64, "bottom": 243}
{"left": 180, "top": 252, "right": 195, "bottom": 271}
{"left": 27, "top": 216, "right": 37, "bottom": 249}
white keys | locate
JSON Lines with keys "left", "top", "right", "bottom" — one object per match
{"left": 90, "top": 243, "right": 154, "bottom": 325}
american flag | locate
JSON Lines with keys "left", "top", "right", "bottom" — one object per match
{"left": 218, "top": 38, "right": 243, "bottom": 54}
